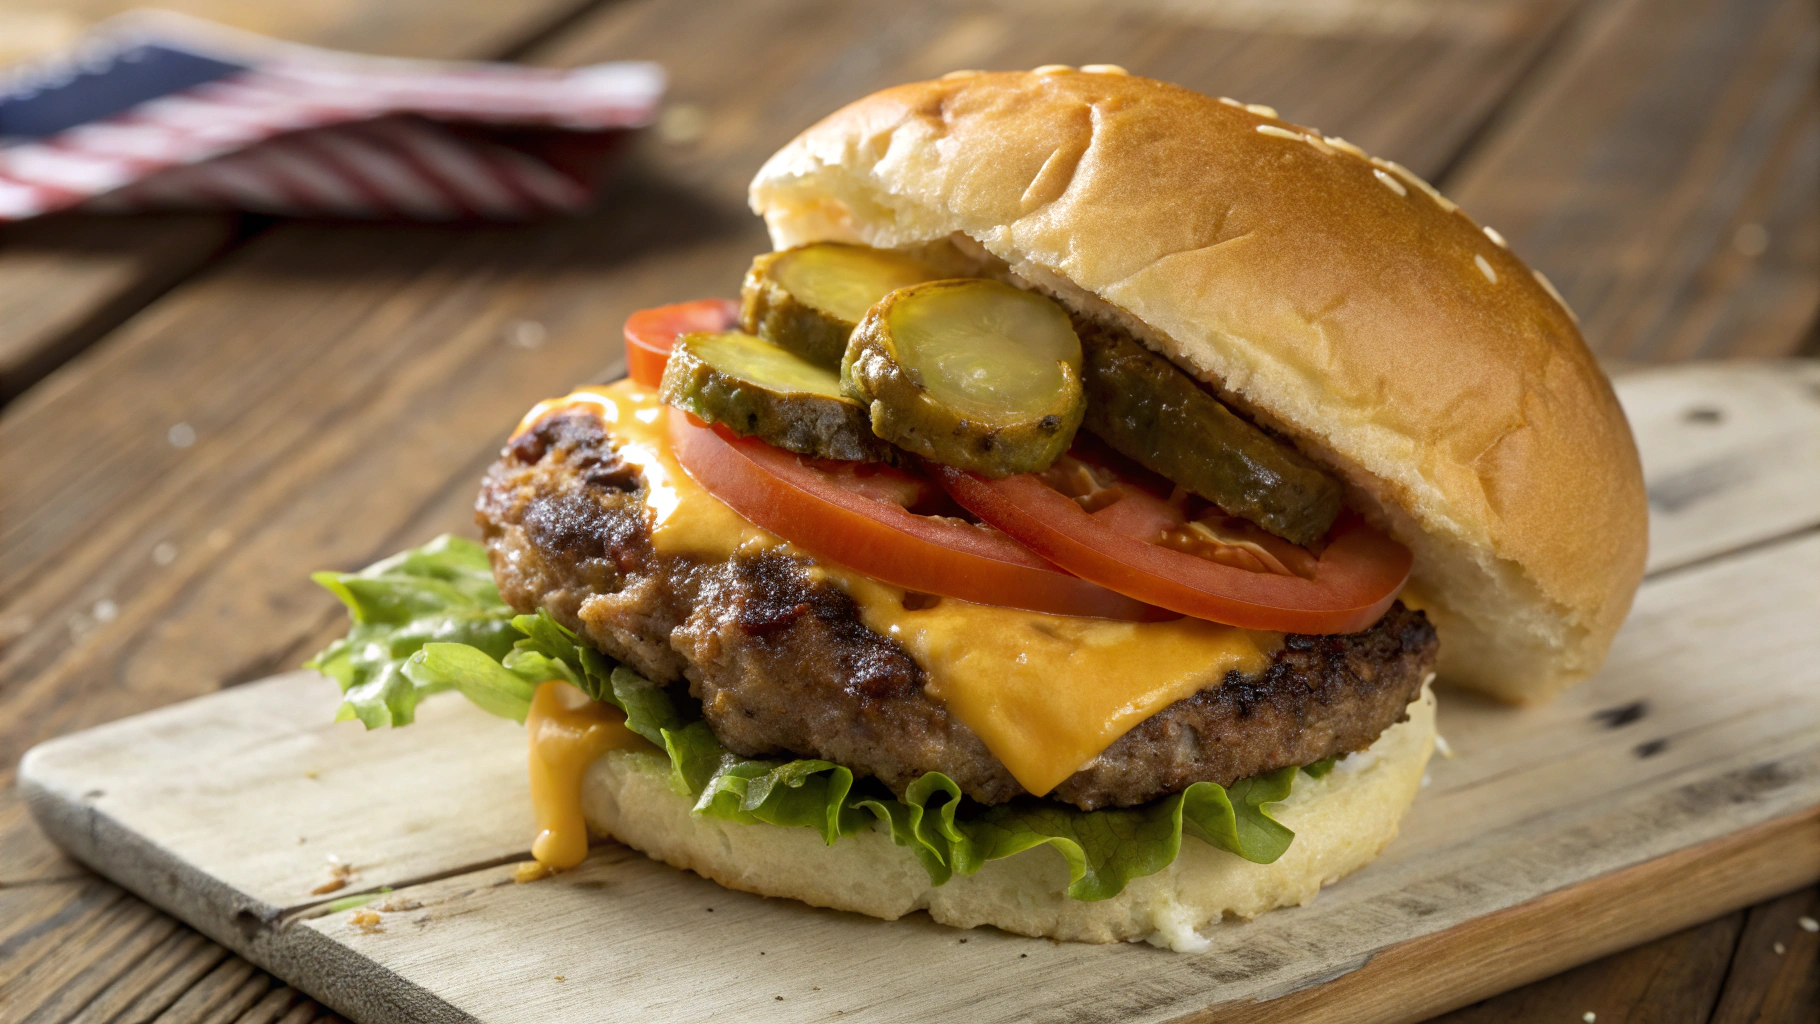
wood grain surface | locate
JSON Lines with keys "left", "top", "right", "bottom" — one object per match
{"left": 1445, "top": 0, "right": 1820, "bottom": 362}
{"left": 2, "top": 0, "right": 1816, "bottom": 1020}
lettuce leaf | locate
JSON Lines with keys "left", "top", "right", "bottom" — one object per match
{"left": 306, "top": 536, "right": 521, "bottom": 727}
{"left": 309, "top": 537, "right": 1316, "bottom": 901}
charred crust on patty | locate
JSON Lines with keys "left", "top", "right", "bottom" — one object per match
{"left": 477, "top": 401, "right": 1438, "bottom": 811}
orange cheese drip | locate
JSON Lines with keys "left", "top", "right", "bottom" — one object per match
{"left": 526, "top": 681, "right": 654, "bottom": 870}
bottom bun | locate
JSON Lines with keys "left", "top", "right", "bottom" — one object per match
{"left": 582, "top": 684, "right": 1435, "bottom": 949}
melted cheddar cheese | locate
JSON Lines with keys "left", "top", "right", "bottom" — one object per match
{"left": 526, "top": 680, "right": 654, "bottom": 869}
{"left": 515, "top": 381, "right": 1278, "bottom": 802}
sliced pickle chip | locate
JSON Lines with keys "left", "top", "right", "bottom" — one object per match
{"left": 658, "top": 331, "right": 895, "bottom": 463}
{"left": 741, "top": 243, "right": 944, "bottom": 367}
{"left": 1077, "top": 323, "right": 1342, "bottom": 547}
{"left": 844, "top": 279, "right": 1085, "bottom": 477}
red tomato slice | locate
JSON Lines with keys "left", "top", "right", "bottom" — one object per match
{"left": 931, "top": 464, "right": 1412, "bottom": 634}
{"left": 669, "top": 410, "right": 1167, "bottom": 621}
{"left": 625, "top": 298, "right": 740, "bottom": 387}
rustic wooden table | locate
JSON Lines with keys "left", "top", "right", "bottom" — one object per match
{"left": 0, "top": 0, "right": 1814, "bottom": 1021}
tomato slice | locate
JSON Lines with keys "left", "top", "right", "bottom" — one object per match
{"left": 668, "top": 410, "right": 1166, "bottom": 620}
{"left": 625, "top": 298, "right": 740, "bottom": 387}
{"left": 931, "top": 464, "right": 1412, "bottom": 634}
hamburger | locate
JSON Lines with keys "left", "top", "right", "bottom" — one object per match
{"left": 308, "top": 68, "right": 1647, "bottom": 949}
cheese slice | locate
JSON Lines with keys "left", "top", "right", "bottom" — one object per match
{"left": 517, "top": 382, "right": 1278, "bottom": 798}
{"left": 841, "top": 575, "right": 1277, "bottom": 795}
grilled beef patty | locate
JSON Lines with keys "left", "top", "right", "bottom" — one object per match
{"left": 476, "top": 407, "right": 1438, "bottom": 810}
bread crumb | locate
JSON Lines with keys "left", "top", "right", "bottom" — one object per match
{"left": 514, "top": 862, "right": 553, "bottom": 884}
{"left": 554, "top": 976, "right": 566, "bottom": 982}
{"left": 349, "top": 909, "right": 383, "bottom": 934}
{"left": 312, "top": 856, "right": 355, "bottom": 894}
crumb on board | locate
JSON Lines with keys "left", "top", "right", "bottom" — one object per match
{"left": 311, "top": 856, "right": 355, "bottom": 895}
{"left": 374, "top": 897, "right": 422, "bottom": 913}
{"left": 555, "top": 976, "right": 566, "bottom": 982}
{"left": 348, "top": 909, "right": 383, "bottom": 934}
{"left": 515, "top": 862, "right": 553, "bottom": 884}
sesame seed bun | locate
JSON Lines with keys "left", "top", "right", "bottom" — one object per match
{"left": 585, "top": 685, "right": 1435, "bottom": 946}
{"left": 748, "top": 69, "right": 1647, "bottom": 703}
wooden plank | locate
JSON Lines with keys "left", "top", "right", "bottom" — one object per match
{"left": 1414, "top": 910, "right": 1744, "bottom": 1023}
{"left": 1709, "top": 886, "right": 1820, "bottom": 1024}
{"left": 1200, "top": 811, "right": 1819, "bottom": 1024}
{"left": 1443, "top": 0, "right": 1820, "bottom": 362}
{"left": 0, "top": 0, "right": 612, "bottom": 404}
{"left": 1616, "top": 360, "right": 1820, "bottom": 574}
{"left": 20, "top": 510, "right": 1820, "bottom": 1023}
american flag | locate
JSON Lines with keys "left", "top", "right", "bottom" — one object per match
{"left": 0, "top": 11, "right": 665, "bottom": 221}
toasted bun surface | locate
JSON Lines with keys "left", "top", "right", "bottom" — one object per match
{"left": 585, "top": 685, "right": 1434, "bottom": 947}
{"left": 748, "top": 70, "right": 1647, "bottom": 702}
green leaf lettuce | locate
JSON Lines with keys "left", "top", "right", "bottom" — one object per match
{"left": 309, "top": 536, "right": 1316, "bottom": 901}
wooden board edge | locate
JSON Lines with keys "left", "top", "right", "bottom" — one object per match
{"left": 1189, "top": 804, "right": 1820, "bottom": 1024}
{"left": 15, "top": 767, "right": 475, "bottom": 1024}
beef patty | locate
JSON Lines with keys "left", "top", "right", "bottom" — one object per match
{"left": 476, "top": 407, "right": 1438, "bottom": 810}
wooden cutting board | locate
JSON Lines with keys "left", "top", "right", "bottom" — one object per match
{"left": 19, "top": 362, "right": 1820, "bottom": 1024}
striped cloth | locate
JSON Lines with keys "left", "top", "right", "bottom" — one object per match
{"left": 0, "top": 11, "right": 665, "bottom": 221}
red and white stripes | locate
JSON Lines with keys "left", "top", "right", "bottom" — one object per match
{"left": 0, "top": 18, "right": 663, "bottom": 221}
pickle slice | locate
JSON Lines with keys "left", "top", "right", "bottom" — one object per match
{"left": 658, "top": 331, "right": 894, "bottom": 462}
{"left": 742, "top": 243, "right": 944, "bottom": 367}
{"left": 1077, "top": 323, "right": 1342, "bottom": 546}
{"left": 844, "top": 280, "right": 1085, "bottom": 476}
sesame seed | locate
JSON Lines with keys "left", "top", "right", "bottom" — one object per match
{"left": 1302, "top": 134, "right": 1337, "bottom": 156}
{"left": 93, "top": 599, "right": 118, "bottom": 624}
{"left": 1032, "top": 64, "right": 1073, "bottom": 75}
{"left": 1218, "top": 97, "right": 1243, "bottom": 107}
{"left": 1373, "top": 168, "right": 1407, "bottom": 196}
{"left": 1482, "top": 225, "right": 1507, "bottom": 248}
{"left": 1799, "top": 915, "right": 1818, "bottom": 932}
{"left": 1080, "top": 64, "right": 1128, "bottom": 75}
{"left": 1475, "top": 254, "right": 1498, "bottom": 284}
{"left": 1533, "top": 269, "right": 1579, "bottom": 323}
{"left": 167, "top": 422, "right": 196, "bottom": 448}
{"left": 1324, "top": 136, "right": 1365, "bottom": 158}
{"left": 1434, "top": 734, "right": 1454, "bottom": 758}
{"left": 940, "top": 69, "right": 981, "bottom": 80}
{"left": 1256, "top": 125, "right": 1301, "bottom": 141}
{"left": 1583, "top": 1014, "right": 1596, "bottom": 1023}
{"left": 1774, "top": 942, "right": 1787, "bottom": 955}
{"left": 1375, "top": 158, "right": 1457, "bottom": 212}
{"left": 1244, "top": 103, "right": 1278, "bottom": 118}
